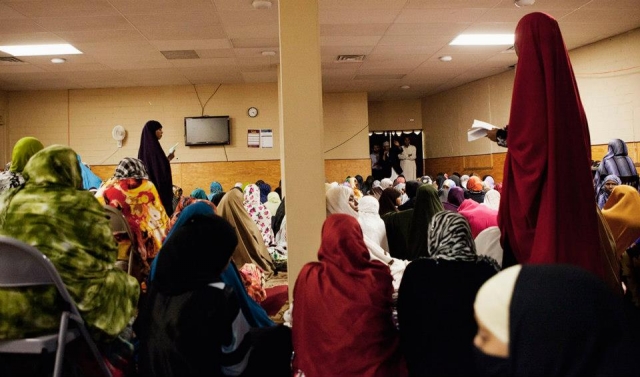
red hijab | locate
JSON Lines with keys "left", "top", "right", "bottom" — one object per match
{"left": 292, "top": 214, "right": 406, "bottom": 377}
{"left": 499, "top": 12, "right": 603, "bottom": 278}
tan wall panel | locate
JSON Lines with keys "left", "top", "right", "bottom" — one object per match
{"left": 324, "top": 159, "right": 372, "bottom": 184}
{"left": 91, "top": 159, "right": 372, "bottom": 195}
{"left": 368, "top": 99, "right": 422, "bottom": 131}
{"left": 424, "top": 152, "right": 507, "bottom": 183}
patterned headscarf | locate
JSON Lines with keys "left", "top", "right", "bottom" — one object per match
{"left": 114, "top": 157, "right": 149, "bottom": 180}
{"left": 427, "top": 211, "right": 478, "bottom": 262}
{"left": 243, "top": 184, "right": 275, "bottom": 246}
{"left": 595, "top": 139, "right": 638, "bottom": 188}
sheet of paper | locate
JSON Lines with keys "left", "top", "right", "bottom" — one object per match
{"left": 247, "top": 129, "right": 260, "bottom": 148}
{"left": 260, "top": 129, "right": 273, "bottom": 148}
{"left": 467, "top": 119, "right": 498, "bottom": 142}
{"left": 168, "top": 142, "right": 179, "bottom": 154}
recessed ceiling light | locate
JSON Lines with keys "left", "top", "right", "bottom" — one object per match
{"left": 439, "top": 55, "right": 453, "bottom": 62}
{"left": 400, "top": 85, "right": 410, "bottom": 90}
{"left": 261, "top": 51, "right": 276, "bottom": 56}
{"left": 50, "top": 58, "right": 66, "bottom": 64}
{"left": 252, "top": 0, "right": 272, "bottom": 9}
{"left": 0, "top": 44, "right": 82, "bottom": 57}
{"left": 515, "top": 0, "right": 535, "bottom": 7}
{"left": 449, "top": 34, "right": 514, "bottom": 46}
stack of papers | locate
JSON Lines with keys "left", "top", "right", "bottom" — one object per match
{"left": 467, "top": 119, "right": 498, "bottom": 142}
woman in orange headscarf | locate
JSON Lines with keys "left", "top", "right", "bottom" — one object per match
{"left": 497, "top": 12, "right": 603, "bottom": 278}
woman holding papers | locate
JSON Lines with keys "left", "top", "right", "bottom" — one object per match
{"left": 138, "top": 120, "right": 176, "bottom": 217}
{"left": 495, "top": 12, "right": 604, "bottom": 278}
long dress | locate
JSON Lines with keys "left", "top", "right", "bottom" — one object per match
{"left": 498, "top": 12, "right": 603, "bottom": 278}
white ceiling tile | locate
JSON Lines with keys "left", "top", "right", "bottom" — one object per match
{"left": 320, "top": 36, "right": 382, "bottom": 47}
{"left": 241, "top": 71, "right": 277, "bottom": 82}
{"left": 168, "top": 58, "right": 237, "bottom": 68}
{"left": 319, "top": 0, "right": 408, "bottom": 10}
{"left": 230, "top": 38, "right": 279, "bottom": 48}
{"left": 319, "top": 9, "right": 400, "bottom": 24}
{"left": 385, "top": 22, "right": 470, "bottom": 36}
{"left": 406, "top": 0, "right": 502, "bottom": 8}
{"left": 320, "top": 24, "right": 390, "bottom": 37}
{"left": 196, "top": 49, "right": 236, "bottom": 58}
{"left": 213, "top": 0, "right": 280, "bottom": 11}
{"left": 0, "top": 3, "right": 25, "bottom": 19}
{"left": 109, "top": 0, "right": 215, "bottom": 15}
{"left": 377, "top": 35, "right": 451, "bottom": 47}
{"left": 127, "top": 13, "right": 226, "bottom": 40}
{"left": 223, "top": 24, "right": 279, "bottom": 39}
{"left": 0, "top": 32, "right": 66, "bottom": 45}
{"left": 34, "top": 62, "right": 111, "bottom": 72}
{"left": 56, "top": 30, "right": 148, "bottom": 44}
{"left": 395, "top": 8, "right": 488, "bottom": 23}
{"left": 34, "top": 16, "right": 134, "bottom": 32}
{"left": 149, "top": 39, "right": 232, "bottom": 51}
{"left": 3, "top": 0, "right": 118, "bottom": 18}
{"left": 0, "top": 18, "right": 46, "bottom": 34}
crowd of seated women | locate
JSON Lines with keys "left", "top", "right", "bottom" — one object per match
{"left": 2, "top": 131, "right": 640, "bottom": 376}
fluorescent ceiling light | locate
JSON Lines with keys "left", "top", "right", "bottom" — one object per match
{"left": 0, "top": 44, "right": 82, "bottom": 57}
{"left": 449, "top": 34, "right": 514, "bottom": 46}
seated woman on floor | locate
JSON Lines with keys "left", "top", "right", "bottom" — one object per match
{"left": 150, "top": 202, "right": 275, "bottom": 328}
{"left": 0, "top": 145, "right": 139, "bottom": 343}
{"left": 244, "top": 183, "right": 275, "bottom": 247}
{"left": 292, "top": 214, "right": 407, "bottom": 377}
{"left": 217, "top": 189, "right": 276, "bottom": 279}
{"left": 95, "top": 157, "right": 170, "bottom": 282}
{"left": 326, "top": 186, "right": 408, "bottom": 290}
{"left": 398, "top": 211, "right": 498, "bottom": 377}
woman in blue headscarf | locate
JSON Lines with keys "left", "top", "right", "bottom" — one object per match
{"left": 208, "top": 181, "right": 223, "bottom": 201}
{"left": 149, "top": 201, "right": 274, "bottom": 328}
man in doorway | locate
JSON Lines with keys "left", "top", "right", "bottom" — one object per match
{"left": 398, "top": 136, "right": 417, "bottom": 181}
{"left": 370, "top": 144, "right": 384, "bottom": 181}
{"left": 381, "top": 140, "right": 403, "bottom": 180}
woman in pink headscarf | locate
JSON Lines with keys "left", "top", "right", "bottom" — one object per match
{"left": 496, "top": 12, "right": 603, "bottom": 278}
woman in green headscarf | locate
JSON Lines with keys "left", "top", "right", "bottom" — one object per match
{"left": 0, "top": 145, "right": 139, "bottom": 341}
{"left": 0, "top": 136, "right": 44, "bottom": 193}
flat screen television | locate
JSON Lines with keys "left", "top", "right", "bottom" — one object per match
{"left": 184, "top": 116, "right": 230, "bottom": 146}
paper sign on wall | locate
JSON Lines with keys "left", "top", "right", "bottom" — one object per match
{"left": 248, "top": 129, "right": 260, "bottom": 148}
{"left": 260, "top": 129, "right": 273, "bottom": 148}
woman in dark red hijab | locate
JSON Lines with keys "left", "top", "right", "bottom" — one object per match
{"left": 292, "top": 214, "right": 406, "bottom": 377}
{"left": 499, "top": 12, "right": 603, "bottom": 278}
{"left": 138, "top": 120, "right": 175, "bottom": 217}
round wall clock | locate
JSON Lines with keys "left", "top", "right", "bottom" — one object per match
{"left": 248, "top": 107, "right": 259, "bottom": 118}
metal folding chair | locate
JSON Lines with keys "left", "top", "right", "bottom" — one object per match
{"left": 103, "top": 204, "right": 136, "bottom": 276}
{"left": 0, "top": 236, "right": 111, "bottom": 377}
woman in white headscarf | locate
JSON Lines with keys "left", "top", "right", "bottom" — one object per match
{"left": 440, "top": 179, "right": 456, "bottom": 203}
{"left": 482, "top": 189, "right": 501, "bottom": 211}
{"left": 326, "top": 186, "right": 408, "bottom": 290}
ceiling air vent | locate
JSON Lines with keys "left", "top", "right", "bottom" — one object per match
{"left": 161, "top": 50, "right": 200, "bottom": 60}
{"left": 336, "top": 55, "right": 365, "bottom": 62}
{"left": 0, "top": 57, "right": 25, "bottom": 63}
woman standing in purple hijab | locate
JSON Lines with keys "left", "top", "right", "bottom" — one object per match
{"left": 138, "top": 120, "right": 175, "bottom": 217}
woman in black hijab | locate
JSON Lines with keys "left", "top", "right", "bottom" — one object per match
{"left": 398, "top": 211, "right": 497, "bottom": 376}
{"left": 474, "top": 264, "right": 637, "bottom": 376}
{"left": 136, "top": 214, "right": 242, "bottom": 376}
{"left": 138, "top": 120, "right": 175, "bottom": 216}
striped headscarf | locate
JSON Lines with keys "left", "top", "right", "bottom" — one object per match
{"left": 427, "top": 211, "right": 500, "bottom": 271}
{"left": 114, "top": 157, "right": 148, "bottom": 180}
{"left": 595, "top": 139, "right": 638, "bottom": 188}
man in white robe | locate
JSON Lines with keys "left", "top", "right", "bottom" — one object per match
{"left": 398, "top": 136, "right": 417, "bottom": 181}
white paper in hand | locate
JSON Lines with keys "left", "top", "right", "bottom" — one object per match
{"left": 168, "top": 142, "right": 179, "bottom": 154}
{"left": 467, "top": 119, "right": 498, "bottom": 142}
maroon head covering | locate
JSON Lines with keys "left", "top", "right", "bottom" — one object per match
{"left": 138, "top": 120, "right": 174, "bottom": 216}
{"left": 292, "top": 214, "right": 407, "bottom": 377}
{"left": 499, "top": 13, "right": 603, "bottom": 278}
{"left": 443, "top": 187, "right": 465, "bottom": 212}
